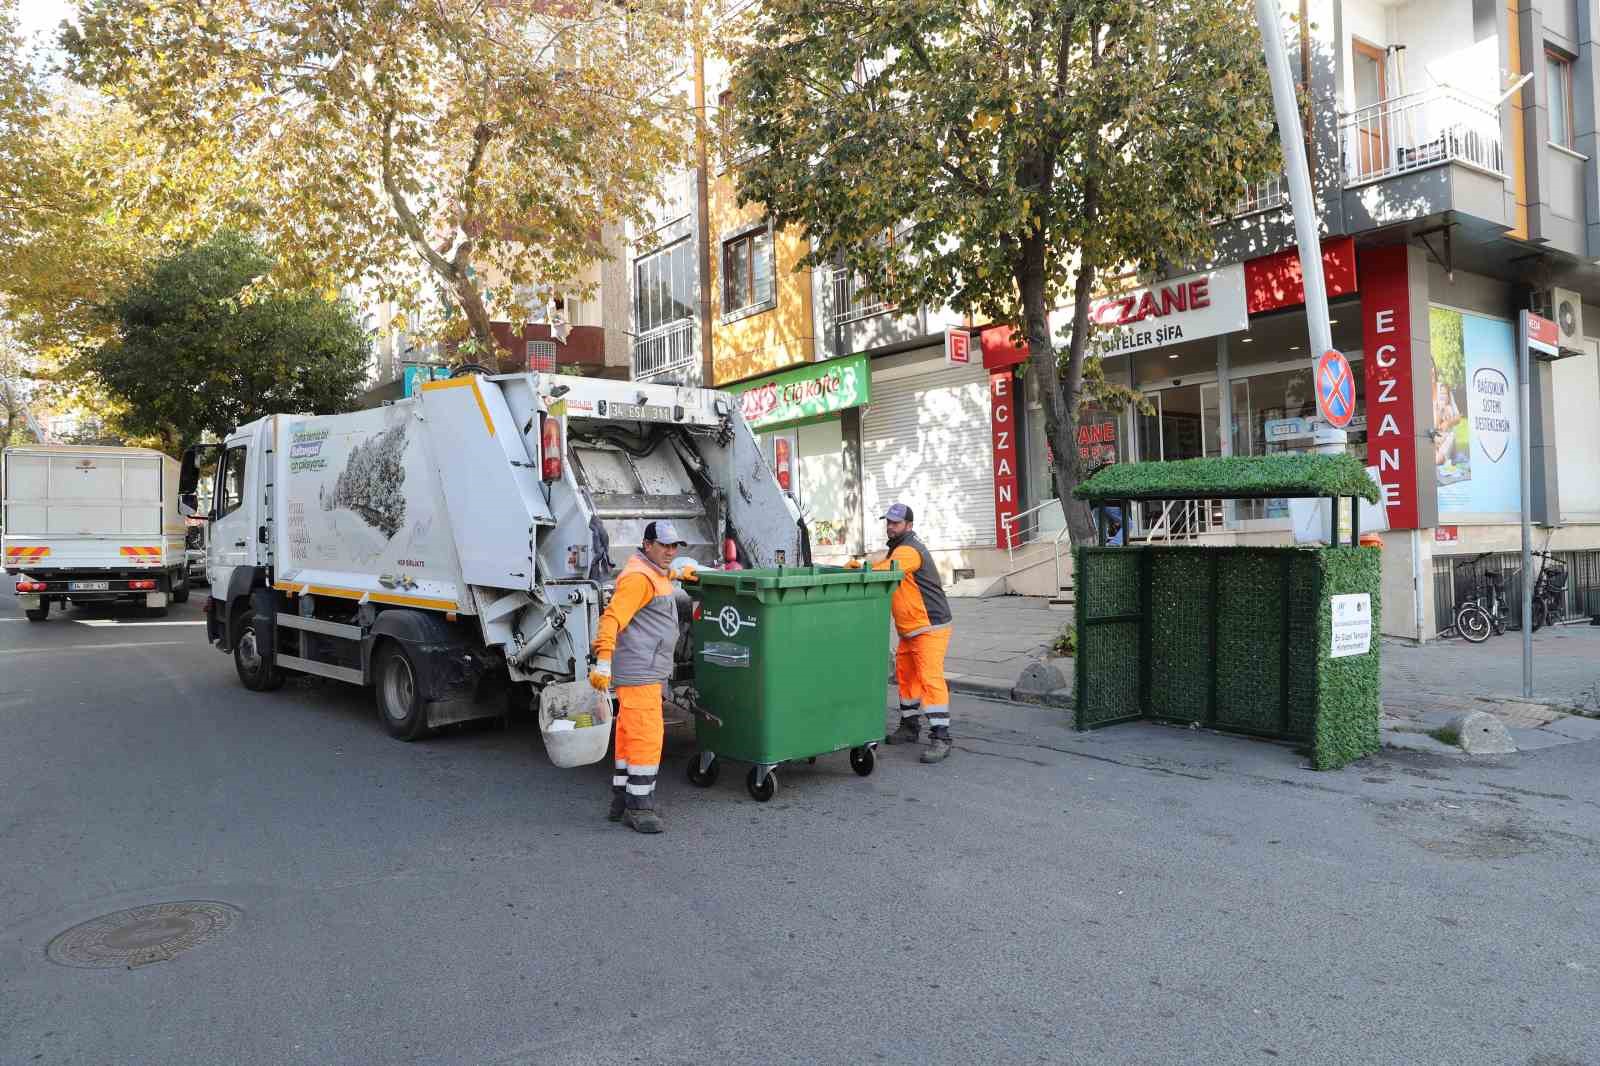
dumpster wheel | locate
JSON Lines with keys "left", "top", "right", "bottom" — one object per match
{"left": 686, "top": 752, "right": 720, "bottom": 788}
{"left": 746, "top": 765, "right": 778, "bottom": 802}
{"left": 849, "top": 745, "right": 877, "bottom": 777}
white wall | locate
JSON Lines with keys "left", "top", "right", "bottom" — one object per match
{"left": 1342, "top": 0, "right": 1492, "bottom": 105}
{"left": 1554, "top": 339, "right": 1600, "bottom": 519}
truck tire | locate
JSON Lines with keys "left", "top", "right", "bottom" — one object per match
{"left": 25, "top": 601, "right": 49, "bottom": 622}
{"left": 375, "top": 641, "right": 430, "bottom": 741}
{"left": 172, "top": 567, "right": 190, "bottom": 604}
{"left": 233, "top": 610, "right": 285, "bottom": 691}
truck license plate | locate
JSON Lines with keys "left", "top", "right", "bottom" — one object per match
{"left": 70, "top": 581, "right": 109, "bottom": 591}
{"left": 602, "top": 401, "right": 672, "bottom": 421}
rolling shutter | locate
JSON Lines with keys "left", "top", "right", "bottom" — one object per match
{"left": 861, "top": 358, "right": 995, "bottom": 550}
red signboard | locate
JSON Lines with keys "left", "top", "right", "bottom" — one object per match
{"left": 1245, "top": 237, "right": 1358, "bottom": 315}
{"left": 945, "top": 328, "right": 973, "bottom": 366}
{"left": 1361, "top": 245, "right": 1419, "bottom": 529}
{"left": 990, "top": 370, "right": 1020, "bottom": 549}
{"left": 1435, "top": 525, "right": 1459, "bottom": 544}
{"left": 979, "top": 324, "right": 1029, "bottom": 370}
{"left": 1527, "top": 312, "right": 1559, "bottom": 356}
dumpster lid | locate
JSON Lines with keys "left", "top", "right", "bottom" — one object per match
{"left": 693, "top": 565, "right": 901, "bottom": 590}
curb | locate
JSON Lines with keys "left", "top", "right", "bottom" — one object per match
{"left": 947, "top": 675, "right": 1075, "bottom": 710}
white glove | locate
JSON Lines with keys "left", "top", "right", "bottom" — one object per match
{"left": 669, "top": 557, "right": 700, "bottom": 582}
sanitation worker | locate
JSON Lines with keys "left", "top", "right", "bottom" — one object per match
{"left": 848, "top": 503, "right": 954, "bottom": 763}
{"left": 590, "top": 520, "right": 698, "bottom": 833}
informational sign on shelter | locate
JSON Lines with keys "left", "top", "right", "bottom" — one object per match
{"left": 1330, "top": 593, "right": 1373, "bottom": 658}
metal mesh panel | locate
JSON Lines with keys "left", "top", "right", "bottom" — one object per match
{"left": 1147, "top": 549, "right": 1213, "bottom": 723}
{"left": 1214, "top": 551, "right": 1286, "bottom": 734}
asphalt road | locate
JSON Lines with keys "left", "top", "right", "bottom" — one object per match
{"left": 2, "top": 575, "right": 1598, "bottom": 1066}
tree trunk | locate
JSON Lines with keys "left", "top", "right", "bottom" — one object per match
{"left": 1016, "top": 261, "right": 1099, "bottom": 550}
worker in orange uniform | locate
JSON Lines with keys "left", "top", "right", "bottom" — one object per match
{"left": 590, "top": 520, "right": 698, "bottom": 833}
{"left": 848, "top": 503, "right": 954, "bottom": 763}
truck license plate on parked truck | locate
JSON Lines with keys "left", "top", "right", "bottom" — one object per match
{"left": 600, "top": 401, "right": 672, "bottom": 421}
{"left": 70, "top": 581, "right": 109, "bottom": 591}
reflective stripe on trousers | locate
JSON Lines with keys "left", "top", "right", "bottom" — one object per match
{"left": 614, "top": 683, "right": 664, "bottom": 810}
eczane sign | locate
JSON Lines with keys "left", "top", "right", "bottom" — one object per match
{"left": 1088, "top": 265, "right": 1249, "bottom": 355}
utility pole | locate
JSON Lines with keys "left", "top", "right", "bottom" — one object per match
{"left": 1254, "top": 0, "right": 1347, "bottom": 456}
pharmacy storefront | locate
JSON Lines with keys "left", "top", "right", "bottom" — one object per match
{"left": 725, "top": 354, "right": 870, "bottom": 560}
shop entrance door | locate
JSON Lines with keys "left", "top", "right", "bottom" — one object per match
{"left": 1132, "top": 383, "right": 1222, "bottom": 535}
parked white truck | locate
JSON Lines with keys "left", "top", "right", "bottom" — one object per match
{"left": 182, "top": 372, "right": 804, "bottom": 739}
{"left": 2, "top": 445, "right": 192, "bottom": 621}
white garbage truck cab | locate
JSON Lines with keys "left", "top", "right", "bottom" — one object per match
{"left": 181, "top": 372, "right": 802, "bottom": 739}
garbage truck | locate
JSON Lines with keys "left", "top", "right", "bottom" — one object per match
{"left": 180, "top": 372, "right": 805, "bottom": 740}
{"left": 2, "top": 444, "right": 192, "bottom": 621}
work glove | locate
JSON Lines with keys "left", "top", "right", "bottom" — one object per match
{"left": 843, "top": 558, "right": 863, "bottom": 570}
{"left": 588, "top": 658, "right": 612, "bottom": 691}
{"left": 669, "top": 557, "right": 700, "bottom": 582}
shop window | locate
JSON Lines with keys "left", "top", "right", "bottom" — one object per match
{"left": 722, "top": 224, "right": 775, "bottom": 318}
{"left": 1233, "top": 363, "right": 1367, "bottom": 519}
{"left": 1547, "top": 50, "right": 1575, "bottom": 149}
{"left": 759, "top": 421, "right": 851, "bottom": 549}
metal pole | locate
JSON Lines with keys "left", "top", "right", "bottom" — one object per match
{"left": 1518, "top": 310, "right": 1534, "bottom": 697}
{"left": 1253, "top": 0, "right": 1347, "bottom": 455}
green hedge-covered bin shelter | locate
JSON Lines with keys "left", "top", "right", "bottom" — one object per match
{"left": 1072, "top": 454, "right": 1382, "bottom": 771}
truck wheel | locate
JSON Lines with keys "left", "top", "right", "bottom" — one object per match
{"left": 233, "top": 612, "right": 284, "bottom": 692}
{"left": 171, "top": 567, "right": 190, "bottom": 604}
{"left": 376, "top": 642, "right": 430, "bottom": 741}
{"left": 25, "top": 602, "right": 49, "bottom": 623}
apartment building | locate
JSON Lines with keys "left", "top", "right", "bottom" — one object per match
{"left": 1064, "top": 0, "right": 1600, "bottom": 639}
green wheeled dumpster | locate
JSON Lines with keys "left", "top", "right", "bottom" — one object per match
{"left": 685, "top": 565, "right": 901, "bottom": 801}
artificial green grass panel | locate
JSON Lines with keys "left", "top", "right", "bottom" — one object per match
{"left": 1312, "top": 547, "right": 1383, "bottom": 770}
{"left": 1147, "top": 549, "right": 1213, "bottom": 723}
{"left": 1074, "top": 454, "right": 1381, "bottom": 503}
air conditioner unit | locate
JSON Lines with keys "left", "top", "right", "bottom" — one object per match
{"left": 1533, "top": 286, "right": 1584, "bottom": 357}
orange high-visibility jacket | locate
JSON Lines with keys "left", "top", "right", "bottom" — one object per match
{"left": 871, "top": 532, "right": 953, "bottom": 637}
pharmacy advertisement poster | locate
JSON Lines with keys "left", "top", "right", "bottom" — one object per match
{"left": 1428, "top": 308, "right": 1521, "bottom": 514}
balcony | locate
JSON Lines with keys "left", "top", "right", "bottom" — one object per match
{"left": 1233, "top": 174, "right": 1289, "bottom": 217}
{"left": 830, "top": 267, "right": 894, "bottom": 326}
{"left": 1339, "top": 87, "right": 1504, "bottom": 187}
{"left": 631, "top": 317, "right": 696, "bottom": 382}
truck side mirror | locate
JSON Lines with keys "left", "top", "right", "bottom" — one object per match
{"left": 179, "top": 492, "right": 203, "bottom": 519}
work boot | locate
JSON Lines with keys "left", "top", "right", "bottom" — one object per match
{"left": 607, "top": 791, "right": 626, "bottom": 822}
{"left": 885, "top": 716, "right": 922, "bottom": 745}
{"left": 921, "top": 733, "right": 953, "bottom": 764}
{"left": 623, "top": 807, "right": 664, "bottom": 834}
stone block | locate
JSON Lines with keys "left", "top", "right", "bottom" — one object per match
{"left": 1013, "top": 658, "right": 1068, "bottom": 699}
{"left": 1449, "top": 711, "right": 1517, "bottom": 755}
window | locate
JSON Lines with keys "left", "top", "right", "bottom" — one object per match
{"left": 633, "top": 238, "right": 695, "bottom": 335}
{"left": 1547, "top": 50, "right": 1575, "bottom": 149}
{"left": 722, "top": 224, "right": 774, "bottom": 317}
{"left": 216, "top": 446, "right": 247, "bottom": 519}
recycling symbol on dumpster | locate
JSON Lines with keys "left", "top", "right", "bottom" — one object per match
{"left": 716, "top": 606, "right": 758, "bottom": 638}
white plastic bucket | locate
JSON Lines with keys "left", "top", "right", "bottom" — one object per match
{"left": 538, "top": 682, "right": 613, "bottom": 768}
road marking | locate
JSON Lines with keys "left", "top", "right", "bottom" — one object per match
{"left": 74, "top": 620, "right": 208, "bottom": 628}
{"left": 0, "top": 641, "right": 188, "bottom": 655}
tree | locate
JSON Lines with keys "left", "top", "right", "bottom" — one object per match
{"left": 91, "top": 231, "right": 370, "bottom": 450}
{"left": 729, "top": 0, "right": 1278, "bottom": 541}
{"left": 66, "top": 0, "right": 693, "bottom": 371}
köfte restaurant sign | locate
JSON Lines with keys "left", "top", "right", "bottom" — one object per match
{"left": 727, "top": 353, "right": 870, "bottom": 431}
{"left": 1089, "top": 264, "right": 1249, "bottom": 355}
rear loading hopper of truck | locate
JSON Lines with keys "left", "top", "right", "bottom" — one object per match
{"left": 2, "top": 445, "right": 193, "bottom": 622}
{"left": 184, "top": 371, "right": 803, "bottom": 740}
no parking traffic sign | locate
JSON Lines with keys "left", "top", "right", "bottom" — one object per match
{"left": 1316, "top": 349, "right": 1355, "bottom": 430}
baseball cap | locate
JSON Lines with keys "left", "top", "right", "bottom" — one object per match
{"left": 881, "top": 503, "right": 913, "bottom": 523}
{"left": 644, "top": 520, "right": 688, "bottom": 546}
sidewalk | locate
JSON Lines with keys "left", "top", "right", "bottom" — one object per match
{"left": 938, "top": 595, "right": 1600, "bottom": 750}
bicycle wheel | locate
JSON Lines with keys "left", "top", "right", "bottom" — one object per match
{"left": 1531, "top": 599, "right": 1548, "bottom": 633}
{"left": 1456, "top": 602, "right": 1492, "bottom": 643}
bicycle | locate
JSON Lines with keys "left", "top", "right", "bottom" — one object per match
{"left": 1451, "top": 554, "right": 1508, "bottom": 643}
{"left": 1530, "top": 551, "right": 1569, "bottom": 632}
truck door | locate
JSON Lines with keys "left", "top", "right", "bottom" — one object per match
{"left": 207, "top": 434, "right": 258, "bottom": 594}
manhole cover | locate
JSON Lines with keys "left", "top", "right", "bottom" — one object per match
{"left": 46, "top": 901, "right": 242, "bottom": 969}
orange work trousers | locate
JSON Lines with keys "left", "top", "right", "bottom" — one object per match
{"left": 895, "top": 626, "right": 953, "bottom": 729}
{"left": 613, "top": 683, "right": 664, "bottom": 810}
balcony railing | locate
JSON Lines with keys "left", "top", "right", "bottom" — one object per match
{"left": 1233, "top": 174, "right": 1288, "bottom": 216}
{"left": 631, "top": 317, "right": 696, "bottom": 382}
{"left": 830, "top": 267, "right": 894, "bottom": 326}
{"left": 1339, "top": 87, "right": 1504, "bottom": 186}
